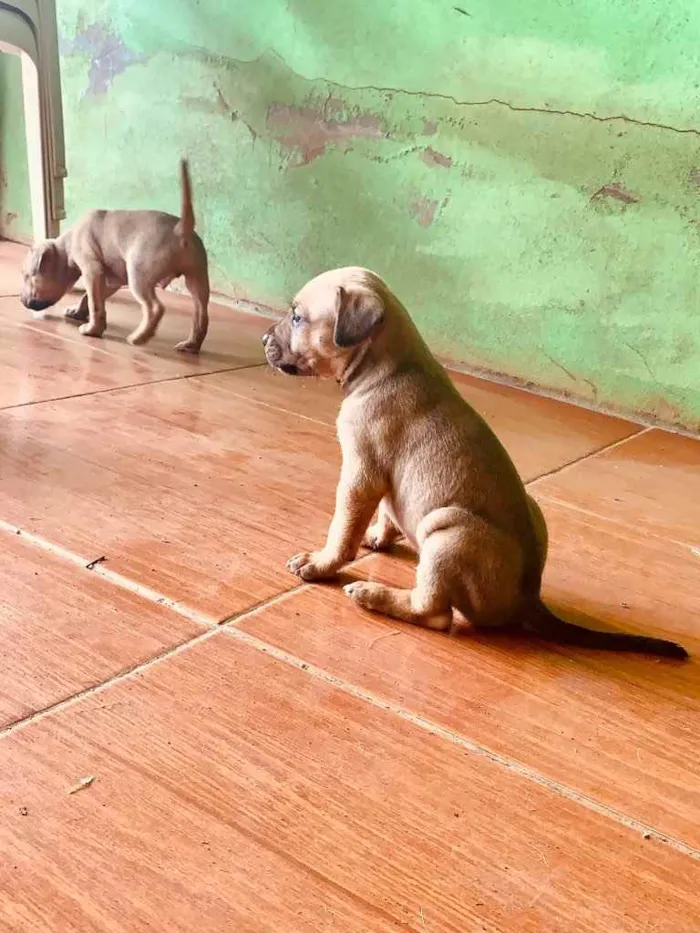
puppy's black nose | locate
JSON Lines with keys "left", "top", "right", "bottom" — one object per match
{"left": 24, "top": 298, "right": 53, "bottom": 312}
{"left": 261, "top": 332, "right": 270, "bottom": 347}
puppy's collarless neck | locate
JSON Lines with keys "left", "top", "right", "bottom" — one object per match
{"left": 338, "top": 347, "right": 400, "bottom": 397}
{"left": 337, "top": 343, "right": 377, "bottom": 394}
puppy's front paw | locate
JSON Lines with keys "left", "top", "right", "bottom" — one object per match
{"left": 286, "top": 551, "right": 339, "bottom": 582}
{"left": 343, "top": 580, "right": 385, "bottom": 610}
{"left": 174, "top": 339, "right": 202, "bottom": 354}
{"left": 65, "top": 305, "right": 89, "bottom": 323}
{"left": 78, "top": 322, "right": 105, "bottom": 338}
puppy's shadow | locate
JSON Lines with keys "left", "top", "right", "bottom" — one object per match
{"left": 38, "top": 311, "right": 262, "bottom": 366}
{"left": 344, "top": 542, "right": 692, "bottom": 671}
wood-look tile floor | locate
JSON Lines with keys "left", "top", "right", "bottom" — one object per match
{"left": 0, "top": 242, "right": 698, "bottom": 932}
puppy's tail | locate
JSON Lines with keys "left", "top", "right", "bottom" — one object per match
{"left": 175, "top": 159, "right": 195, "bottom": 241}
{"left": 523, "top": 600, "right": 688, "bottom": 659}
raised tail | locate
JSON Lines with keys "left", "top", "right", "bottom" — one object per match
{"left": 174, "top": 159, "right": 195, "bottom": 240}
{"left": 523, "top": 600, "right": 688, "bottom": 659}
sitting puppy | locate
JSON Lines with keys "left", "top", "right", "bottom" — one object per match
{"left": 263, "top": 267, "right": 687, "bottom": 658}
{"left": 20, "top": 160, "right": 209, "bottom": 352}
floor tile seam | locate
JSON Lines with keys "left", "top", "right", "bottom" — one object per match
{"left": 1, "top": 525, "right": 697, "bottom": 860}
{"left": 0, "top": 517, "right": 369, "bottom": 630}
{"left": 192, "top": 385, "right": 335, "bottom": 429}
{"left": 14, "top": 321, "right": 131, "bottom": 358}
{"left": 0, "top": 520, "right": 320, "bottom": 629}
{"left": 216, "top": 551, "right": 386, "bottom": 627}
{"left": 0, "top": 591, "right": 305, "bottom": 737}
{"left": 0, "top": 627, "right": 220, "bottom": 738}
{"left": 0, "top": 535, "right": 311, "bottom": 735}
{"left": 0, "top": 362, "right": 268, "bottom": 413}
{"left": 216, "top": 622, "right": 700, "bottom": 862}
{"left": 216, "top": 584, "right": 310, "bottom": 626}
{"left": 0, "top": 519, "right": 214, "bottom": 627}
{"left": 527, "top": 493, "right": 696, "bottom": 551}
{"left": 526, "top": 426, "right": 651, "bottom": 489}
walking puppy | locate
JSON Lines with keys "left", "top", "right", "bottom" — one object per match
{"left": 20, "top": 160, "right": 209, "bottom": 352}
{"left": 263, "top": 267, "right": 687, "bottom": 658}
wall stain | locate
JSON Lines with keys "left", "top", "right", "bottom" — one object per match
{"left": 267, "top": 98, "right": 385, "bottom": 166}
{"left": 590, "top": 181, "right": 640, "bottom": 205}
{"left": 61, "top": 21, "right": 146, "bottom": 96}
{"left": 421, "top": 146, "right": 453, "bottom": 168}
{"left": 409, "top": 194, "right": 439, "bottom": 227}
{"left": 422, "top": 121, "right": 438, "bottom": 136}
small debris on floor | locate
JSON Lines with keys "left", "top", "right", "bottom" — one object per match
{"left": 86, "top": 556, "right": 106, "bottom": 571}
{"left": 18, "top": 806, "right": 29, "bottom": 816}
{"left": 643, "top": 831, "right": 652, "bottom": 840}
{"left": 368, "top": 630, "right": 401, "bottom": 650}
{"left": 67, "top": 775, "right": 96, "bottom": 795}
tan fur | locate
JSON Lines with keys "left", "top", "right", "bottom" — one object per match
{"left": 262, "top": 267, "right": 688, "bottom": 659}
{"left": 20, "top": 160, "right": 210, "bottom": 352}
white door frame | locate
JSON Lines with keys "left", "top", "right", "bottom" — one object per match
{"left": 0, "top": 0, "right": 65, "bottom": 241}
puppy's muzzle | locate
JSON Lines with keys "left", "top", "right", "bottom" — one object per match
{"left": 262, "top": 328, "right": 300, "bottom": 375}
{"left": 262, "top": 328, "right": 281, "bottom": 365}
{"left": 22, "top": 297, "right": 54, "bottom": 312}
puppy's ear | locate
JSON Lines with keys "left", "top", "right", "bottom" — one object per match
{"left": 32, "top": 242, "right": 58, "bottom": 275}
{"left": 333, "top": 286, "right": 384, "bottom": 348}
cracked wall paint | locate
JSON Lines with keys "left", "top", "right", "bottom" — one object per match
{"left": 1, "top": 0, "right": 699, "bottom": 430}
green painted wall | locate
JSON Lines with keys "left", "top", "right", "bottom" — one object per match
{"left": 2, "top": 1, "right": 700, "bottom": 429}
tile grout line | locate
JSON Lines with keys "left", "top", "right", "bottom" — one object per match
{"left": 0, "top": 515, "right": 373, "bottom": 731}
{"left": 0, "top": 628, "right": 221, "bottom": 736}
{"left": 0, "top": 361, "right": 268, "bottom": 413}
{"left": 214, "top": 390, "right": 337, "bottom": 428}
{"left": 526, "top": 425, "right": 651, "bottom": 489}
{"left": 0, "top": 590, "right": 314, "bottom": 736}
{"left": 1, "top": 513, "right": 698, "bottom": 861}
{"left": 0, "top": 519, "right": 213, "bottom": 626}
{"left": 219, "top": 622, "right": 700, "bottom": 862}
{"left": 531, "top": 492, "right": 698, "bottom": 552}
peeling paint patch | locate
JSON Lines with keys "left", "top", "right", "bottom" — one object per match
{"left": 421, "top": 146, "right": 453, "bottom": 169}
{"left": 61, "top": 21, "right": 146, "bottom": 97}
{"left": 688, "top": 167, "right": 700, "bottom": 188}
{"left": 590, "top": 182, "right": 640, "bottom": 205}
{"left": 409, "top": 194, "right": 439, "bottom": 228}
{"left": 267, "top": 98, "right": 385, "bottom": 166}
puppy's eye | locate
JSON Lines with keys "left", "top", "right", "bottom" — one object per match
{"left": 290, "top": 310, "right": 302, "bottom": 326}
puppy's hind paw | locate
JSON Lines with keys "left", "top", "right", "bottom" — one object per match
{"left": 65, "top": 305, "right": 89, "bottom": 323}
{"left": 362, "top": 526, "right": 394, "bottom": 551}
{"left": 343, "top": 580, "right": 385, "bottom": 610}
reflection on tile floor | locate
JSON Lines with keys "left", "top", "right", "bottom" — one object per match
{"left": 0, "top": 244, "right": 698, "bottom": 931}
